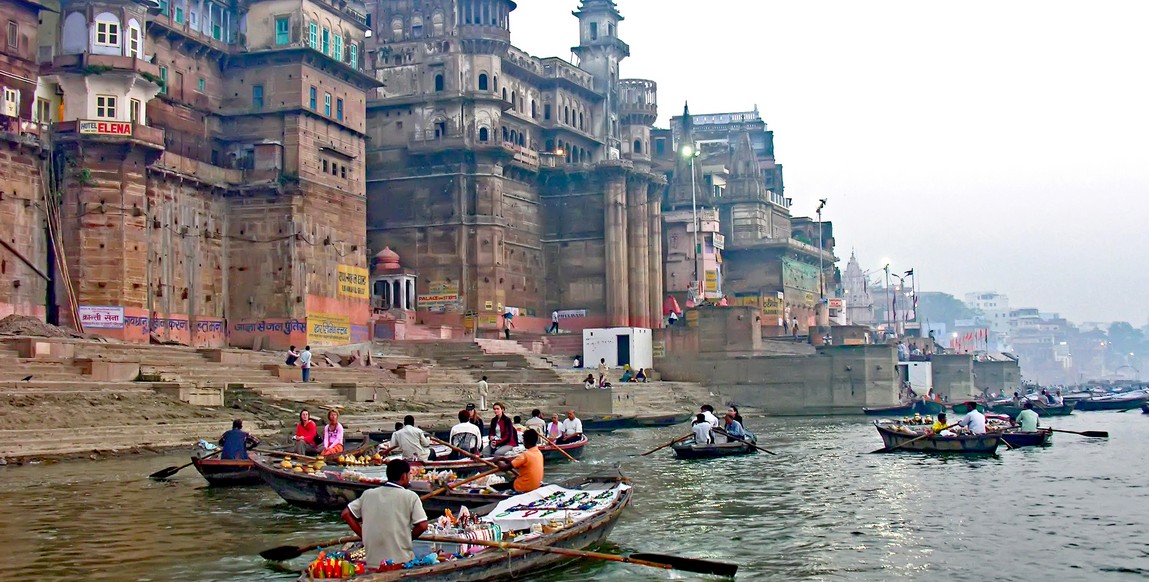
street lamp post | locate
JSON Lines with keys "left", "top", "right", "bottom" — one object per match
{"left": 682, "top": 144, "right": 702, "bottom": 298}
{"left": 816, "top": 199, "right": 827, "bottom": 301}
{"left": 884, "top": 264, "right": 892, "bottom": 338}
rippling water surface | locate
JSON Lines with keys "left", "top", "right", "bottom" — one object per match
{"left": 2, "top": 414, "right": 1148, "bottom": 581}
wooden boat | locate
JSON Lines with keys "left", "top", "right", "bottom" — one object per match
{"left": 1075, "top": 393, "right": 1149, "bottom": 411}
{"left": 862, "top": 403, "right": 916, "bottom": 416}
{"left": 191, "top": 456, "right": 262, "bottom": 486}
{"left": 987, "top": 402, "right": 1075, "bottom": 418}
{"left": 581, "top": 412, "right": 693, "bottom": 432}
{"left": 998, "top": 427, "right": 1053, "bottom": 448}
{"left": 672, "top": 438, "right": 757, "bottom": 459}
{"left": 251, "top": 452, "right": 506, "bottom": 513}
{"left": 298, "top": 470, "right": 632, "bottom": 581}
{"left": 539, "top": 434, "right": 587, "bottom": 461}
{"left": 874, "top": 423, "right": 1001, "bottom": 454}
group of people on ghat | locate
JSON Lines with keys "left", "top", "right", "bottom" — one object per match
{"left": 689, "top": 404, "right": 751, "bottom": 445}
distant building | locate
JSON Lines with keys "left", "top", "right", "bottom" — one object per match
{"left": 964, "top": 292, "right": 1010, "bottom": 335}
{"left": 842, "top": 252, "right": 875, "bottom": 326}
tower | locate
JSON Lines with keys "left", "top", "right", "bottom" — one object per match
{"left": 572, "top": 0, "right": 629, "bottom": 154}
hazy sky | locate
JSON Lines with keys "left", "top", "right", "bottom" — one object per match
{"left": 509, "top": 1, "right": 1149, "bottom": 326}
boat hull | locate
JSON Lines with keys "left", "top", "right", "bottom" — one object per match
{"left": 191, "top": 457, "right": 262, "bottom": 486}
{"left": 581, "top": 412, "right": 693, "bottom": 432}
{"left": 540, "top": 435, "right": 587, "bottom": 461}
{"left": 300, "top": 473, "right": 632, "bottom": 581}
{"left": 862, "top": 404, "right": 916, "bottom": 416}
{"left": 999, "top": 428, "right": 1052, "bottom": 448}
{"left": 1075, "top": 396, "right": 1149, "bottom": 411}
{"left": 988, "top": 403, "right": 1075, "bottom": 418}
{"left": 875, "top": 424, "right": 1001, "bottom": 454}
{"left": 1143, "top": 403, "right": 1149, "bottom": 414}
{"left": 672, "top": 440, "right": 757, "bottom": 459}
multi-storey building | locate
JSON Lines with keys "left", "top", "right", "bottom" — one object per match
{"left": 0, "top": 0, "right": 376, "bottom": 348}
{"left": 654, "top": 105, "right": 836, "bottom": 335}
{"left": 362, "top": 0, "right": 665, "bottom": 330}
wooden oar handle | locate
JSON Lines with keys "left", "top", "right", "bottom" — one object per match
{"left": 418, "top": 535, "right": 672, "bottom": 570}
{"left": 640, "top": 434, "right": 692, "bottom": 456}
{"left": 538, "top": 433, "right": 579, "bottom": 463}
{"left": 430, "top": 437, "right": 501, "bottom": 470}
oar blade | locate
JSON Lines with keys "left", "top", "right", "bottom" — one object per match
{"left": 260, "top": 544, "right": 305, "bottom": 561}
{"left": 148, "top": 466, "right": 181, "bottom": 480}
{"left": 1080, "top": 430, "right": 1109, "bottom": 438}
{"left": 629, "top": 553, "right": 738, "bottom": 577}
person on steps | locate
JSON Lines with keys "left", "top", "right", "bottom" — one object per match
{"left": 299, "top": 345, "right": 313, "bottom": 383}
{"left": 477, "top": 376, "right": 489, "bottom": 411}
{"left": 219, "top": 419, "right": 259, "bottom": 460}
{"left": 285, "top": 345, "right": 300, "bottom": 366}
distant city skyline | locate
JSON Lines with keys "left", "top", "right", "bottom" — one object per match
{"left": 510, "top": 0, "right": 1149, "bottom": 324}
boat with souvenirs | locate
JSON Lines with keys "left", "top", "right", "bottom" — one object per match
{"left": 190, "top": 437, "right": 373, "bottom": 486}
{"left": 251, "top": 450, "right": 507, "bottom": 512}
{"left": 874, "top": 422, "right": 1002, "bottom": 454}
{"left": 296, "top": 470, "right": 632, "bottom": 581}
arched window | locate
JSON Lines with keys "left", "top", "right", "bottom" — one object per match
{"left": 501, "top": 127, "right": 508, "bottom": 142}
{"left": 434, "top": 73, "right": 444, "bottom": 92}
{"left": 126, "top": 19, "right": 141, "bottom": 58}
{"left": 478, "top": 73, "right": 488, "bottom": 91}
{"left": 391, "top": 18, "right": 403, "bottom": 41}
{"left": 579, "top": 112, "right": 584, "bottom": 130}
{"left": 502, "top": 88, "right": 507, "bottom": 102}
{"left": 633, "top": 139, "right": 642, "bottom": 154}
{"left": 91, "top": 12, "right": 122, "bottom": 55}
{"left": 431, "top": 12, "right": 444, "bottom": 36}
{"left": 493, "top": 75, "right": 498, "bottom": 91}
{"left": 411, "top": 16, "right": 423, "bottom": 38}
{"left": 509, "top": 130, "right": 517, "bottom": 143}
{"left": 530, "top": 100, "right": 536, "bottom": 118}
{"left": 479, "top": 127, "right": 489, "bottom": 142}
{"left": 510, "top": 91, "right": 516, "bottom": 109}
{"left": 62, "top": 12, "right": 87, "bottom": 54}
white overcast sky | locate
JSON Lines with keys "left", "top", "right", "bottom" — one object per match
{"left": 510, "top": 0, "right": 1149, "bottom": 326}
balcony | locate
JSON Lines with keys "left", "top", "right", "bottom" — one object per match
{"left": 53, "top": 120, "right": 165, "bottom": 150}
{"left": 44, "top": 53, "right": 160, "bottom": 79}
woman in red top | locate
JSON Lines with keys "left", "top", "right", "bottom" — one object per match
{"left": 482, "top": 402, "right": 518, "bottom": 457}
{"left": 292, "top": 409, "right": 318, "bottom": 454}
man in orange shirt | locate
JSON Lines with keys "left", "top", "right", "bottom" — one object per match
{"left": 498, "top": 429, "right": 544, "bottom": 493}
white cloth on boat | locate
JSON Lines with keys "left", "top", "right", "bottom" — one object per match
{"left": 485, "top": 483, "right": 630, "bottom": 532}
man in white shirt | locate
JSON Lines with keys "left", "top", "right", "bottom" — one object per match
{"left": 558, "top": 410, "right": 582, "bottom": 444}
{"left": 448, "top": 409, "right": 482, "bottom": 458}
{"left": 299, "top": 346, "right": 313, "bottom": 383}
{"left": 700, "top": 404, "right": 721, "bottom": 442}
{"left": 549, "top": 311, "right": 559, "bottom": 334}
{"left": 341, "top": 459, "right": 428, "bottom": 568}
{"left": 957, "top": 402, "right": 987, "bottom": 435}
{"left": 477, "top": 376, "right": 489, "bottom": 411}
{"left": 691, "top": 414, "right": 713, "bottom": 445}
{"left": 386, "top": 415, "right": 435, "bottom": 461}
{"left": 596, "top": 359, "right": 608, "bottom": 388}
{"left": 524, "top": 408, "right": 547, "bottom": 435}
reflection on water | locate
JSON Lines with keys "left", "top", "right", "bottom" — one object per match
{"left": 1, "top": 414, "right": 1147, "bottom": 580}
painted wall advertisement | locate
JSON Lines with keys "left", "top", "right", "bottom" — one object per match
{"left": 78, "top": 305, "right": 124, "bottom": 329}
{"left": 782, "top": 258, "right": 818, "bottom": 307}
{"left": 337, "top": 265, "right": 369, "bottom": 299}
{"left": 308, "top": 313, "right": 351, "bottom": 346}
{"left": 763, "top": 292, "right": 785, "bottom": 326}
{"left": 418, "top": 281, "right": 461, "bottom": 312}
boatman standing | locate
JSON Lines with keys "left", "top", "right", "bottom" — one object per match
{"left": 1015, "top": 401, "right": 1040, "bottom": 432}
{"left": 341, "top": 459, "right": 428, "bottom": 569}
{"left": 957, "top": 402, "right": 987, "bottom": 435}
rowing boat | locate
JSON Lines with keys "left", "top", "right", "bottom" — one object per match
{"left": 862, "top": 399, "right": 944, "bottom": 416}
{"left": 987, "top": 402, "right": 1074, "bottom": 418}
{"left": 874, "top": 423, "right": 1001, "bottom": 454}
{"left": 671, "top": 438, "right": 757, "bottom": 459}
{"left": 1075, "top": 393, "right": 1148, "bottom": 411}
{"left": 998, "top": 427, "right": 1053, "bottom": 448}
{"left": 191, "top": 456, "right": 263, "bottom": 486}
{"left": 540, "top": 435, "right": 587, "bottom": 461}
{"left": 582, "top": 412, "right": 693, "bottom": 432}
{"left": 297, "top": 470, "right": 632, "bottom": 581}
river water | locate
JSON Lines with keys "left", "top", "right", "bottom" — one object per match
{"left": 1, "top": 413, "right": 1147, "bottom": 581}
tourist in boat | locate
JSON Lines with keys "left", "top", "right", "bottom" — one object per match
{"left": 218, "top": 419, "right": 259, "bottom": 460}
{"left": 957, "top": 402, "right": 987, "bottom": 435}
{"left": 482, "top": 403, "right": 519, "bottom": 457}
{"left": 583, "top": 374, "right": 596, "bottom": 390}
{"left": 285, "top": 345, "right": 300, "bottom": 366}
{"left": 931, "top": 412, "right": 949, "bottom": 433}
{"left": 700, "top": 404, "right": 721, "bottom": 427}
{"left": 723, "top": 409, "right": 747, "bottom": 443}
{"left": 497, "top": 429, "right": 544, "bottom": 493}
{"left": 466, "top": 404, "right": 487, "bottom": 437}
{"left": 546, "top": 413, "right": 563, "bottom": 441}
{"left": 340, "top": 459, "right": 428, "bottom": 569}
{"left": 1053, "top": 389, "right": 1064, "bottom": 405}
{"left": 291, "top": 409, "right": 318, "bottom": 454}
{"left": 512, "top": 415, "right": 525, "bottom": 432}
{"left": 386, "top": 415, "right": 436, "bottom": 462}
{"left": 524, "top": 409, "right": 547, "bottom": 434}
{"left": 558, "top": 410, "right": 583, "bottom": 444}
{"left": 448, "top": 409, "right": 482, "bottom": 458}
{"left": 1015, "top": 401, "right": 1040, "bottom": 432}
{"left": 320, "top": 410, "right": 344, "bottom": 456}
{"left": 619, "top": 365, "right": 634, "bottom": 383}
{"left": 691, "top": 414, "right": 713, "bottom": 445}
{"left": 728, "top": 405, "right": 744, "bottom": 425}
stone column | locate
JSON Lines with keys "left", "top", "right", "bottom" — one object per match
{"left": 647, "top": 182, "right": 664, "bottom": 328}
{"left": 626, "top": 177, "right": 650, "bottom": 328}
{"left": 603, "top": 173, "right": 629, "bottom": 327}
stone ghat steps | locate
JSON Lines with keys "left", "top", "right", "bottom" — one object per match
{"left": 0, "top": 360, "right": 87, "bottom": 381}
{"left": 0, "top": 420, "right": 283, "bottom": 458}
{"left": 0, "top": 380, "right": 161, "bottom": 394}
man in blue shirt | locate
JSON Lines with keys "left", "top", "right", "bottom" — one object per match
{"left": 218, "top": 419, "right": 259, "bottom": 460}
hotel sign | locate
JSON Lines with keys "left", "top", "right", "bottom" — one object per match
{"left": 79, "top": 120, "right": 133, "bottom": 136}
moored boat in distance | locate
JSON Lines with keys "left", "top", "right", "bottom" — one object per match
{"left": 672, "top": 438, "right": 757, "bottom": 460}
{"left": 874, "top": 423, "right": 1001, "bottom": 454}
{"left": 863, "top": 399, "right": 945, "bottom": 416}
{"left": 540, "top": 434, "right": 588, "bottom": 461}
{"left": 988, "top": 402, "right": 1074, "bottom": 418}
{"left": 1075, "top": 392, "right": 1148, "bottom": 411}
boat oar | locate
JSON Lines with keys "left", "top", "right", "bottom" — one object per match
{"left": 149, "top": 449, "right": 221, "bottom": 480}
{"left": 430, "top": 437, "right": 501, "bottom": 471}
{"left": 537, "top": 433, "right": 579, "bottom": 463}
{"left": 713, "top": 428, "right": 777, "bottom": 456}
{"left": 639, "top": 434, "right": 691, "bottom": 456}
{"left": 872, "top": 423, "right": 960, "bottom": 453}
{"left": 420, "top": 467, "right": 506, "bottom": 501}
{"left": 1050, "top": 428, "right": 1109, "bottom": 438}
{"left": 420, "top": 535, "right": 738, "bottom": 577}
{"left": 259, "top": 536, "right": 361, "bottom": 562}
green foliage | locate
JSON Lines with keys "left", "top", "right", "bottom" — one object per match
{"left": 78, "top": 65, "right": 114, "bottom": 76}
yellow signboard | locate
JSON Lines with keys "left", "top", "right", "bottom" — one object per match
{"left": 308, "top": 313, "right": 351, "bottom": 346}
{"left": 704, "top": 270, "right": 718, "bottom": 292}
{"left": 336, "top": 265, "right": 369, "bottom": 299}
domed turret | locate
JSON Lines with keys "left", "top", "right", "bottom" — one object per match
{"left": 373, "top": 246, "right": 401, "bottom": 273}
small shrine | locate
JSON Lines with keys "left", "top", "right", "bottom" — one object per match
{"left": 371, "top": 247, "right": 417, "bottom": 312}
